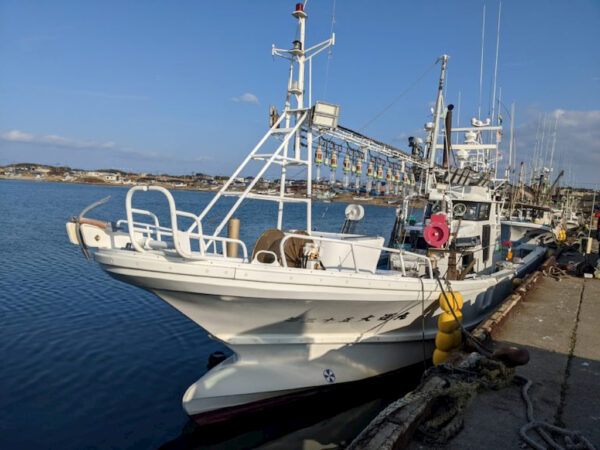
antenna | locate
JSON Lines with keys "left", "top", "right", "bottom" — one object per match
{"left": 490, "top": 1, "right": 502, "bottom": 125}
{"left": 539, "top": 113, "right": 547, "bottom": 171}
{"left": 456, "top": 90, "right": 461, "bottom": 144}
{"left": 478, "top": 4, "right": 486, "bottom": 120}
{"left": 549, "top": 114, "right": 559, "bottom": 172}
{"left": 508, "top": 101, "right": 515, "bottom": 182}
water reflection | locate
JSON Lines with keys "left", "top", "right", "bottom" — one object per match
{"left": 160, "top": 364, "right": 424, "bottom": 449}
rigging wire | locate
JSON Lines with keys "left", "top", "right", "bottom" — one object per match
{"left": 359, "top": 61, "right": 438, "bottom": 132}
{"left": 322, "top": 0, "right": 336, "bottom": 99}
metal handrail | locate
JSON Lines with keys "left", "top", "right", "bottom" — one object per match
{"left": 119, "top": 209, "right": 162, "bottom": 240}
{"left": 252, "top": 250, "right": 279, "bottom": 265}
{"left": 124, "top": 185, "right": 248, "bottom": 261}
{"left": 116, "top": 219, "right": 173, "bottom": 235}
{"left": 278, "top": 233, "right": 433, "bottom": 277}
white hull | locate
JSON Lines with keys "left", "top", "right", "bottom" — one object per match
{"left": 95, "top": 244, "right": 545, "bottom": 419}
{"left": 501, "top": 220, "right": 552, "bottom": 243}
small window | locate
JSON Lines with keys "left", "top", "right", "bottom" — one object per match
{"left": 462, "top": 202, "right": 479, "bottom": 221}
{"left": 478, "top": 203, "right": 490, "bottom": 220}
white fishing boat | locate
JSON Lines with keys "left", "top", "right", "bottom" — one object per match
{"left": 65, "top": 3, "right": 545, "bottom": 424}
{"left": 502, "top": 203, "right": 554, "bottom": 243}
{"left": 315, "top": 190, "right": 336, "bottom": 201}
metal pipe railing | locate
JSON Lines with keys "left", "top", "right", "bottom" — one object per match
{"left": 278, "top": 233, "right": 433, "bottom": 277}
{"left": 124, "top": 185, "right": 247, "bottom": 261}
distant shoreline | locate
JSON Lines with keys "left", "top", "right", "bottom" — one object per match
{"left": 0, "top": 174, "right": 217, "bottom": 192}
{"left": 0, "top": 175, "right": 407, "bottom": 208}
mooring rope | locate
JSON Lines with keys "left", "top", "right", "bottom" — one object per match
{"left": 516, "top": 375, "right": 595, "bottom": 450}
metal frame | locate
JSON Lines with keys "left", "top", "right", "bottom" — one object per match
{"left": 124, "top": 186, "right": 248, "bottom": 261}
{"left": 279, "top": 233, "right": 433, "bottom": 277}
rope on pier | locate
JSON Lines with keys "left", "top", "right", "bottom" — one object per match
{"left": 516, "top": 375, "right": 595, "bottom": 450}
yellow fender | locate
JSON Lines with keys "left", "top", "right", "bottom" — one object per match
{"left": 439, "top": 291, "right": 463, "bottom": 312}
{"left": 435, "top": 331, "right": 455, "bottom": 352}
{"left": 438, "top": 310, "right": 463, "bottom": 333}
{"left": 452, "top": 329, "right": 462, "bottom": 347}
{"left": 433, "top": 348, "right": 450, "bottom": 365}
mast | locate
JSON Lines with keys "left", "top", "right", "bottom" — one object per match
{"left": 508, "top": 101, "right": 515, "bottom": 182}
{"left": 456, "top": 90, "right": 461, "bottom": 144}
{"left": 271, "top": 3, "right": 334, "bottom": 229}
{"left": 490, "top": 1, "right": 502, "bottom": 126}
{"left": 494, "top": 86, "right": 501, "bottom": 180}
{"left": 427, "top": 55, "right": 449, "bottom": 188}
{"left": 549, "top": 114, "right": 559, "bottom": 174}
{"left": 478, "top": 4, "right": 486, "bottom": 120}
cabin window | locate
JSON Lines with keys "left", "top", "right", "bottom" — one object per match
{"left": 426, "top": 201, "right": 491, "bottom": 221}
{"left": 452, "top": 201, "right": 490, "bottom": 221}
{"left": 478, "top": 203, "right": 491, "bottom": 220}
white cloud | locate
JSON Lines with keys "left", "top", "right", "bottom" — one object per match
{"left": 0, "top": 129, "right": 212, "bottom": 164}
{"left": 2, "top": 130, "right": 35, "bottom": 142}
{"left": 231, "top": 92, "right": 259, "bottom": 104}
{"left": 1, "top": 129, "right": 112, "bottom": 150}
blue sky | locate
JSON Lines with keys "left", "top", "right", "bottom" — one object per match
{"left": 1, "top": 1, "right": 599, "bottom": 185}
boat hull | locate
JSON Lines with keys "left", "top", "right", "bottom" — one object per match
{"left": 94, "top": 244, "right": 545, "bottom": 420}
{"left": 501, "top": 220, "right": 552, "bottom": 243}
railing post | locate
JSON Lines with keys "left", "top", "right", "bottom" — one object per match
{"left": 399, "top": 251, "right": 406, "bottom": 276}
{"left": 350, "top": 243, "right": 360, "bottom": 273}
{"left": 126, "top": 186, "right": 147, "bottom": 253}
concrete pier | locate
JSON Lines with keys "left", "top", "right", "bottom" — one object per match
{"left": 350, "top": 269, "right": 600, "bottom": 449}
{"left": 438, "top": 274, "right": 600, "bottom": 449}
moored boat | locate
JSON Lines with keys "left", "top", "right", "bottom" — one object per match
{"left": 65, "top": 3, "right": 546, "bottom": 423}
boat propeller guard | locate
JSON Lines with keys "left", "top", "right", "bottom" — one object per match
{"left": 424, "top": 214, "right": 450, "bottom": 248}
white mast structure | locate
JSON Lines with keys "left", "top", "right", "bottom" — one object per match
{"left": 549, "top": 114, "right": 559, "bottom": 176}
{"left": 427, "top": 55, "right": 449, "bottom": 189}
{"left": 478, "top": 4, "right": 486, "bottom": 120}
{"left": 189, "top": 3, "right": 334, "bottom": 241}
{"left": 507, "top": 101, "right": 515, "bottom": 183}
{"left": 272, "top": 3, "right": 335, "bottom": 229}
{"left": 490, "top": 1, "right": 502, "bottom": 126}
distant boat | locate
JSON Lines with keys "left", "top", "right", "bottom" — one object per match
{"left": 316, "top": 191, "right": 336, "bottom": 200}
{"left": 353, "top": 196, "right": 372, "bottom": 201}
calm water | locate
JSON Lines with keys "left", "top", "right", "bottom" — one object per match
{"left": 1, "top": 180, "right": 411, "bottom": 449}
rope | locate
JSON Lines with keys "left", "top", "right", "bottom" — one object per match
{"left": 419, "top": 275, "right": 427, "bottom": 369}
{"left": 542, "top": 265, "right": 567, "bottom": 281}
{"left": 516, "top": 375, "right": 595, "bottom": 450}
{"left": 359, "top": 60, "right": 438, "bottom": 131}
